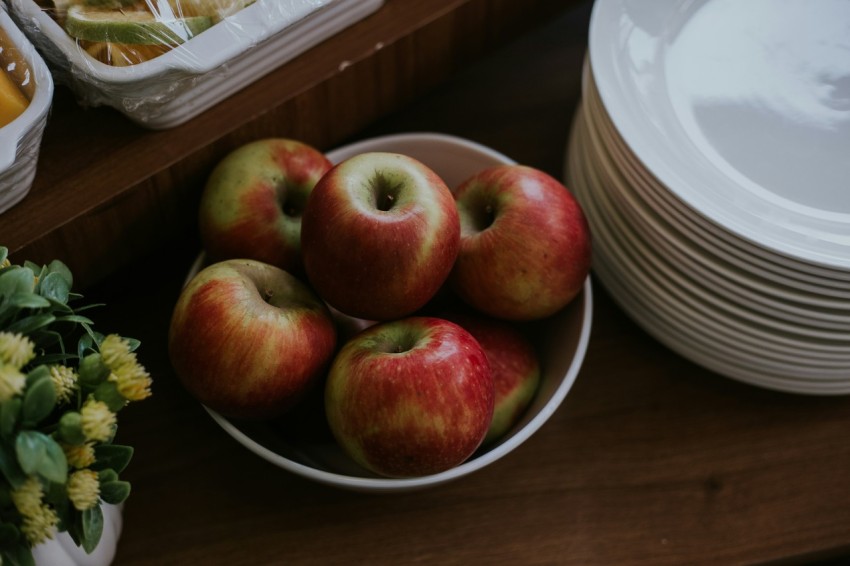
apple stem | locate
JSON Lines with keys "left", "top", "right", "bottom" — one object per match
{"left": 280, "top": 181, "right": 308, "bottom": 218}
{"left": 370, "top": 172, "right": 402, "bottom": 212}
{"left": 381, "top": 193, "right": 396, "bottom": 210}
{"left": 467, "top": 201, "right": 496, "bottom": 232}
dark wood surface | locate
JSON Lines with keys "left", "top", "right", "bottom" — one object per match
{"left": 18, "top": 1, "right": 850, "bottom": 564}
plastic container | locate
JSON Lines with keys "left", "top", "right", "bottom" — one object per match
{"left": 7, "top": 0, "right": 383, "bottom": 129}
{"left": 0, "top": 4, "right": 53, "bottom": 216}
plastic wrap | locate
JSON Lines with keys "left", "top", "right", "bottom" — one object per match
{"left": 0, "top": 3, "right": 53, "bottom": 215}
{"left": 7, "top": 0, "right": 384, "bottom": 128}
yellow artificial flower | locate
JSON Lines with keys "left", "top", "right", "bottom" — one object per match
{"left": 0, "top": 257, "right": 9, "bottom": 268}
{"left": 101, "top": 334, "right": 152, "bottom": 402}
{"left": 50, "top": 365, "right": 78, "bottom": 404}
{"left": 10, "top": 476, "right": 42, "bottom": 518}
{"left": 11, "top": 477, "right": 58, "bottom": 545}
{"left": 100, "top": 334, "right": 135, "bottom": 372}
{"left": 0, "top": 332, "right": 35, "bottom": 369}
{"left": 109, "top": 365, "right": 152, "bottom": 402}
{"left": 80, "top": 398, "right": 116, "bottom": 442}
{"left": 0, "top": 364, "right": 26, "bottom": 402}
{"left": 67, "top": 470, "right": 100, "bottom": 511}
{"left": 63, "top": 442, "right": 96, "bottom": 469}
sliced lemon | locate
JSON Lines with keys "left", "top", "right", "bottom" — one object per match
{"left": 64, "top": 5, "right": 213, "bottom": 46}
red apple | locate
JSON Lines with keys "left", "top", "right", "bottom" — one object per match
{"left": 450, "top": 165, "right": 591, "bottom": 320}
{"left": 198, "top": 139, "right": 332, "bottom": 275}
{"left": 442, "top": 311, "right": 541, "bottom": 444}
{"left": 168, "top": 259, "right": 337, "bottom": 420}
{"left": 325, "top": 317, "right": 494, "bottom": 477}
{"left": 300, "top": 152, "right": 460, "bottom": 321}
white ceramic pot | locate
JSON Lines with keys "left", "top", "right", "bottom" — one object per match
{"left": 31, "top": 504, "right": 123, "bottom": 566}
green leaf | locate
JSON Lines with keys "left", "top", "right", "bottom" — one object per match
{"left": 58, "top": 412, "right": 86, "bottom": 445}
{"left": 77, "top": 333, "right": 95, "bottom": 359}
{"left": 14, "top": 430, "right": 45, "bottom": 475}
{"left": 22, "top": 374, "right": 57, "bottom": 425}
{"left": 43, "top": 436, "right": 69, "bottom": 484}
{"left": 39, "top": 272, "right": 71, "bottom": 304}
{"left": 24, "top": 261, "right": 43, "bottom": 277}
{"left": 98, "top": 468, "right": 119, "bottom": 484}
{"left": 25, "top": 365, "right": 51, "bottom": 388}
{"left": 72, "top": 302, "right": 105, "bottom": 313}
{"left": 92, "top": 444, "right": 133, "bottom": 474}
{"left": 44, "top": 480, "right": 72, "bottom": 530}
{"left": 0, "top": 546, "right": 35, "bottom": 566}
{"left": 33, "top": 351, "right": 77, "bottom": 366}
{"left": 47, "top": 299, "right": 74, "bottom": 315}
{"left": 15, "top": 431, "right": 68, "bottom": 483}
{"left": 0, "top": 267, "right": 36, "bottom": 298}
{"left": 46, "top": 260, "right": 73, "bottom": 289}
{"left": 7, "top": 313, "right": 56, "bottom": 335}
{"left": 100, "top": 480, "right": 131, "bottom": 505}
{"left": 80, "top": 505, "right": 104, "bottom": 554}
{"left": 93, "top": 381, "right": 126, "bottom": 413}
{"left": 55, "top": 314, "right": 95, "bottom": 325}
{"left": 0, "top": 522, "right": 20, "bottom": 544}
{"left": 0, "top": 443, "right": 26, "bottom": 488}
{"left": 78, "top": 353, "right": 110, "bottom": 387}
{"left": 80, "top": 325, "right": 104, "bottom": 353}
{"left": 0, "top": 246, "right": 7, "bottom": 265}
{"left": 31, "top": 330, "right": 65, "bottom": 356}
{"left": 6, "top": 292, "right": 51, "bottom": 309}
{"left": 0, "top": 398, "right": 21, "bottom": 439}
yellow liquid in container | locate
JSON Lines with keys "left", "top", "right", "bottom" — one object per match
{"left": 0, "top": 26, "right": 31, "bottom": 129}
{"left": 0, "top": 67, "right": 28, "bottom": 128}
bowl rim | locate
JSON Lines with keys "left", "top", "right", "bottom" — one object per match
{"left": 197, "top": 132, "right": 595, "bottom": 492}
{"left": 206, "top": 280, "right": 592, "bottom": 492}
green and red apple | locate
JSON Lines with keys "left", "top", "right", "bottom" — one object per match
{"left": 168, "top": 259, "right": 337, "bottom": 420}
{"left": 324, "top": 317, "right": 494, "bottom": 477}
{"left": 450, "top": 165, "right": 592, "bottom": 320}
{"left": 443, "top": 311, "right": 541, "bottom": 444}
{"left": 198, "top": 139, "right": 332, "bottom": 275}
{"left": 300, "top": 152, "right": 460, "bottom": 321}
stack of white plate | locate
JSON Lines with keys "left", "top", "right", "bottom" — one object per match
{"left": 566, "top": 0, "right": 850, "bottom": 395}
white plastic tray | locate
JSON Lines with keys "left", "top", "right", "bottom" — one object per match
{"left": 0, "top": 5, "right": 53, "bottom": 216}
{"left": 8, "top": 0, "right": 383, "bottom": 129}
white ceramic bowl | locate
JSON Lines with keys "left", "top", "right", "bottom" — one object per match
{"left": 0, "top": 5, "right": 53, "bottom": 215}
{"left": 192, "top": 133, "right": 593, "bottom": 492}
{"left": 7, "top": 0, "right": 383, "bottom": 128}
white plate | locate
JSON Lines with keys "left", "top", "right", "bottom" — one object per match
{"left": 579, "top": 90, "right": 850, "bottom": 327}
{"left": 566, "top": 119, "right": 850, "bottom": 393}
{"left": 570, "top": 121, "right": 850, "bottom": 369}
{"left": 593, "top": 252, "right": 850, "bottom": 395}
{"left": 197, "top": 133, "right": 594, "bottom": 491}
{"left": 574, "top": 105, "right": 850, "bottom": 351}
{"left": 588, "top": 0, "right": 850, "bottom": 270}
{"left": 582, "top": 70, "right": 850, "bottom": 290}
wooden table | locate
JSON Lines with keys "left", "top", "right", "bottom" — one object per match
{"left": 10, "top": 1, "right": 850, "bottom": 564}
